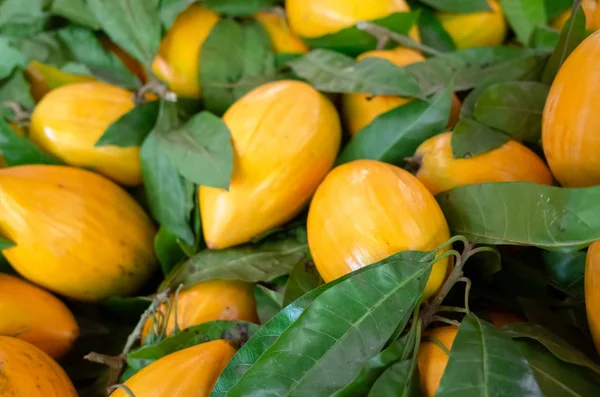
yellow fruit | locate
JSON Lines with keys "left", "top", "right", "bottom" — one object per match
{"left": 200, "top": 80, "right": 341, "bottom": 249}
{"left": 586, "top": 241, "right": 600, "bottom": 355}
{"left": 30, "top": 81, "right": 143, "bottom": 186}
{"left": 437, "top": 0, "right": 507, "bottom": 49}
{"left": 254, "top": 11, "right": 309, "bottom": 53}
{"left": 152, "top": 4, "right": 220, "bottom": 98}
{"left": 413, "top": 132, "right": 554, "bottom": 195}
{"left": 0, "top": 336, "right": 77, "bottom": 397}
{"left": 25, "top": 61, "right": 95, "bottom": 102}
{"left": 110, "top": 340, "right": 236, "bottom": 397}
{"left": 552, "top": 1, "right": 600, "bottom": 31}
{"left": 307, "top": 159, "right": 451, "bottom": 299}
{"left": 142, "top": 280, "right": 259, "bottom": 341}
{"left": 0, "top": 274, "right": 78, "bottom": 359}
{"left": 0, "top": 165, "right": 157, "bottom": 302}
{"left": 542, "top": 30, "right": 600, "bottom": 187}
{"left": 417, "top": 326, "right": 457, "bottom": 397}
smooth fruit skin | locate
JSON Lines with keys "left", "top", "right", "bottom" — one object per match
{"left": 30, "top": 81, "right": 142, "bottom": 186}
{"left": 0, "top": 165, "right": 157, "bottom": 302}
{"left": 552, "top": 1, "right": 600, "bottom": 31}
{"left": 0, "top": 274, "right": 78, "bottom": 359}
{"left": 200, "top": 80, "right": 341, "bottom": 249}
{"left": 586, "top": 241, "right": 600, "bottom": 355}
{"left": 142, "top": 280, "right": 259, "bottom": 341}
{"left": 152, "top": 4, "right": 220, "bottom": 98}
{"left": 307, "top": 159, "right": 451, "bottom": 299}
{"left": 417, "top": 326, "right": 457, "bottom": 397}
{"left": 110, "top": 340, "right": 236, "bottom": 397}
{"left": 0, "top": 336, "right": 77, "bottom": 397}
{"left": 542, "top": 31, "right": 600, "bottom": 187}
{"left": 414, "top": 132, "right": 554, "bottom": 195}
{"left": 254, "top": 11, "right": 309, "bottom": 53}
{"left": 25, "top": 61, "right": 94, "bottom": 102}
{"left": 437, "top": 0, "right": 507, "bottom": 49}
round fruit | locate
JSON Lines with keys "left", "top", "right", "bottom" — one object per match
{"left": 417, "top": 326, "right": 458, "bottom": 397}
{"left": 200, "top": 80, "right": 341, "bottom": 249}
{"left": 552, "top": 0, "right": 600, "bottom": 31}
{"left": 109, "top": 340, "right": 236, "bottom": 397}
{"left": 0, "top": 165, "right": 157, "bottom": 302}
{"left": 25, "top": 61, "right": 94, "bottom": 102}
{"left": 0, "top": 274, "right": 78, "bottom": 359}
{"left": 30, "top": 81, "right": 143, "bottom": 186}
{"left": 0, "top": 336, "right": 77, "bottom": 396}
{"left": 437, "top": 0, "right": 507, "bottom": 49}
{"left": 307, "top": 159, "right": 451, "bottom": 299}
{"left": 586, "top": 241, "right": 600, "bottom": 355}
{"left": 542, "top": 30, "right": 600, "bottom": 187}
{"left": 254, "top": 11, "right": 309, "bottom": 53}
{"left": 142, "top": 280, "right": 259, "bottom": 341}
{"left": 413, "top": 132, "right": 554, "bottom": 195}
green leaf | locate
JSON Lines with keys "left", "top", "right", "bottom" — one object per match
{"left": 0, "top": 237, "right": 15, "bottom": 250}
{"left": 158, "top": 0, "right": 190, "bottom": 29}
{"left": 0, "top": 0, "right": 44, "bottom": 29}
{"left": 367, "top": 360, "right": 422, "bottom": 397}
{"left": 540, "top": 250, "right": 586, "bottom": 297}
{"left": 255, "top": 285, "right": 283, "bottom": 324}
{"left": 450, "top": 117, "right": 510, "bottom": 158}
{"left": 419, "top": 0, "right": 491, "bottom": 13}
{"left": 302, "top": 12, "right": 420, "bottom": 57}
{"left": 417, "top": 7, "right": 456, "bottom": 53}
{"left": 96, "top": 100, "right": 160, "bottom": 148}
{"left": 436, "top": 313, "right": 542, "bottom": 396}
{"left": 200, "top": 19, "right": 276, "bottom": 114}
{"left": 436, "top": 182, "right": 600, "bottom": 251}
{"left": 500, "top": 0, "right": 547, "bottom": 44}
{"left": 0, "top": 37, "right": 27, "bottom": 80}
{"left": 337, "top": 86, "right": 452, "bottom": 165}
{"left": 205, "top": 0, "right": 277, "bottom": 16}
{"left": 161, "top": 226, "right": 310, "bottom": 290}
{"left": 531, "top": 26, "right": 561, "bottom": 52}
{"left": 154, "top": 225, "right": 186, "bottom": 276}
{"left": 545, "top": 0, "right": 573, "bottom": 20}
{"left": 158, "top": 111, "right": 233, "bottom": 189}
{"left": 516, "top": 340, "right": 600, "bottom": 397}
{"left": 0, "top": 119, "right": 62, "bottom": 166}
{"left": 283, "top": 259, "right": 324, "bottom": 307}
{"left": 289, "top": 49, "right": 422, "bottom": 97}
{"left": 140, "top": 101, "right": 195, "bottom": 245}
{"left": 0, "top": 70, "right": 34, "bottom": 120}
{"left": 102, "top": 296, "right": 151, "bottom": 318}
{"left": 50, "top": 0, "right": 100, "bottom": 29}
{"left": 86, "top": 0, "right": 161, "bottom": 66}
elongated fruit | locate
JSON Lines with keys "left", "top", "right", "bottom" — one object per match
{"left": 437, "top": 0, "right": 506, "bottom": 49}
{"left": 307, "top": 159, "right": 450, "bottom": 299}
{"left": 110, "top": 340, "right": 236, "bottom": 397}
{"left": 542, "top": 30, "right": 600, "bottom": 187}
{"left": 413, "top": 132, "right": 554, "bottom": 195}
{"left": 0, "top": 165, "right": 156, "bottom": 302}
{"left": 417, "top": 326, "right": 457, "bottom": 397}
{"left": 30, "top": 81, "right": 142, "bottom": 186}
{"left": 25, "top": 61, "right": 94, "bottom": 102}
{"left": 586, "top": 241, "right": 600, "bottom": 355}
{"left": 0, "top": 336, "right": 77, "bottom": 396}
{"left": 0, "top": 274, "right": 78, "bottom": 359}
{"left": 254, "top": 11, "right": 309, "bottom": 53}
{"left": 200, "top": 80, "right": 341, "bottom": 249}
{"left": 142, "top": 280, "right": 259, "bottom": 341}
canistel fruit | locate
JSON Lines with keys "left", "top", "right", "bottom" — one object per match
{"left": 417, "top": 326, "right": 458, "bottom": 397}
{"left": 200, "top": 80, "right": 341, "bottom": 249}
{"left": 586, "top": 241, "right": 600, "bottom": 355}
{"left": 307, "top": 159, "right": 451, "bottom": 299}
{"left": 254, "top": 11, "right": 309, "bottom": 53}
{"left": 25, "top": 61, "right": 95, "bottom": 102}
{"left": 552, "top": 0, "right": 600, "bottom": 31}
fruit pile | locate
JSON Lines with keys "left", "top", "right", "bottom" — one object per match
{"left": 1, "top": 0, "right": 600, "bottom": 396}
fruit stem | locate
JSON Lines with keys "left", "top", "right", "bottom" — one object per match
{"left": 423, "top": 335, "right": 451, "bottom": 356}
{"left": 133, "top": 79, "right": 177, "bottom": 105}
{"left": 356, "top": 22, "right": 443, "bottom": 57}
{"left": 3, "top": 101, "right": 31, "bottom": 125}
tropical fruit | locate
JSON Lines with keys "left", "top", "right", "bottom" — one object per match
{"left": 254, "top": 11, "right": 309, "bottom": 53}
{"left": 417, "top": 326, "right": 458, "bottom": 397}
{"left": 25, "top": 61, "right": 95, "bottom": 102}
{"left": 552, "top": 0, "right": 600, "bottom": 31}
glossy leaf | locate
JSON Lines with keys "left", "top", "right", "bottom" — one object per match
{"left": 0, "top": 119, "right": 61, "bottom": 166}
{"left": 283, "top": 259, "right": 324, "bottom": 307}
{"left": 437, "top": 182, "right": 600, "bottom": 251}
{"left": 500, "top": 0, "right": 547, "bottom": 44}
{"left": 417, "top": 7, "right": 456, "bottom": 53}
{"left": 0, "top": 237, "right": 15, "bottom": 251}
{"left": 436, "top": 313, "right": 542, "bottom": 396}
{"left": 531, "top": 26, "right": 561, "bottom": 52}
{"left": 540, "top": 250, "right": 586, "bottom": 297}
{"left": 95, "top": 100, "right": 159, "bottom": 147}
{"left": 367, "top": 360, "right": 422, "bottom": 397}
{"left": 0, "top": 70, "right": 34, "bottom": 120}
{"left": 255, "top": 285, "right": 284, "bottom": 324}
{"left": 154, "top": 226, "right": 186, "bottom": 276}
{"left": 451, "top": 117, "right": 510, "bottom": 159}
{"left": 0, "top": 37, "right": 26, "bottom": 80}
{"left": 545, "top": 0, "right": 573, "bottom": 20}
{"left": 205, "top": 0, "right": 277, "bottom": 16}
{"left": 337, "top": 86, "right": 452, "bottom": 165}
{"left": 418, "top": 0, "right": 491, "bottom": 13}
{"left": 50, "top": 0, "right": 100, "bottom": 29}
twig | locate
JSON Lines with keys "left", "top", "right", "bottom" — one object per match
{"left": 457, "top": 277, "right": 472, "bottom": 313}
{"left": 108, "top": 384, "right": 137, "bottom": 397}
{"left": 356, "top": 22, "right": 443, "bottom": 57}
{"left": 133, "top": 80, "right": 177, "bottom": 105}
{"left": 3, "top": 101, "right": 31, "bottom": 125}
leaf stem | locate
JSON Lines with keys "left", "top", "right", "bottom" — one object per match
{"left": 431, "top": 315, "right": 461, "bottom": 327}
{"left": 356, "top": 22, "right": 443, "bottom": 57}
{"left": 108, "top": 384, "right": 136, "bottom": 397}
{"left": 423, "top": 336, "right": 451, "bottom": 356}
{"left": 457, "top": 277, "right": 472, "bottom": 313}
{"left": 437, "top": 306, "right": 469, "bottom": 314}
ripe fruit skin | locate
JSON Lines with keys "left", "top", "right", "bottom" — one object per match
{"left": 142, "top": 280, "right": 259, "bottom": 341}
{"left": 25, "top": 61, "right": 94, "bottom": 102}
{"left": 0, "top": 274, "right": 78, "bottom": 359}
{"left": 30, "top": 81, "right": 142, "bottom": 186}
{"left": 414, "top": 132, "right": 554, "bottom": 195}
{"left": 0, "top": 336, "right": 77, "bottom": 397}
{"left": 152, "top": 4, "right": 220, "bottom": 98}
{"left": 542, "top": 31, "right": 600, "bottom": 187}
{"left": 307, "top": 160, "right": 451, "bottom": 299}
{"left": 110, "top": 340, "right": 236, "bottom": 397}
{"left": 200, "top": 80, "right": 341, "bottom": 249}
{"left": 417, "top": 326, "right": 457, "bottom": 397}
{"left": 586, "top": 241, "right": 600, "bottom": 355}
{"left": 0, "top": 165, "right": 157, "bottom": 302}
{"left": 437, "top": 0, "right": 507, "bottom": 49}
{"left": 254, "top": 11, "right": 309, "bottom": 53}
{"left": 552, "top": 1, "right": 600, "bottom": 31}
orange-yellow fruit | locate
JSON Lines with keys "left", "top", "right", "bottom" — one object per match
{"left": 142, "top": 280, "right": 259, "bottom": 341}
{"left": 25, "top": 61, "right": 95, "bottom": 102}
{"left": 0, "top": 274, "right": 78, "bottom": 359}
{"left": 586, "top": 241, "right": 600, "bottom": 355}
{"left": 30, "top": 81, "right": 143, "bottom": 186}
{"left": 200, "top": 80, "right": 341, "bottom": 249}
{"left": 417, "top": 326, "right": 457, "bottom": 397}
{"left": 542, "top": 30, "right": 600, "bottom": 187}
{"left": 110, "top": 340, "right": 236, "bottom": 397}
{"left": 307, "top": 159, "right": 450, "bottom": 299}
{"left": 0, "top": 165, "right": 157, "bottom": 302}
{"left": 437, "top": 0, "right": 507, "bottom": 49}
{"left": 414, "top": 132, "right": 554, "bottom": 195}
{"left": 0, "top": 336, "right": 77, "bottom": 397}
{"left": 487, "top": 309, "right": 525, "bottom": 327}
{"left": 552, "top": 1, "right": 600, "bottom": 31}
{"left": 254, "top": 11, "right": 309, "bottom": 53}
